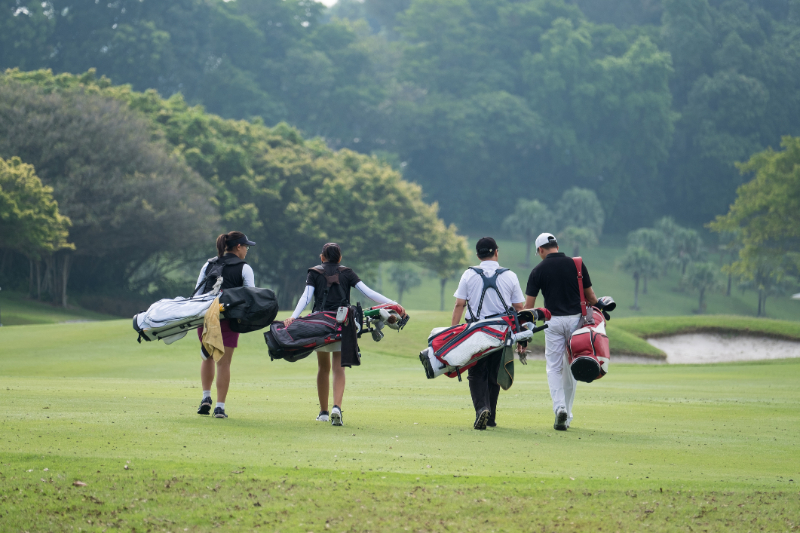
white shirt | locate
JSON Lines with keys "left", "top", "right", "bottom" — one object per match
{"left": 454, "top": 260, "right": 524, "bottom": 320}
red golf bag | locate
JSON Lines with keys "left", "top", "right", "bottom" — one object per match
{"left": 567, "top": 257, "right": 610, "bottom": 383}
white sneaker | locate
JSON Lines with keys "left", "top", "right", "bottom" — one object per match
{"left": 330, "top": 406, "right": 343, "bottom": 426}
{"left": 316, "top": 410, "right": 329, "bottom": 422}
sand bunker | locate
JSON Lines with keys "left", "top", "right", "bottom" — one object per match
{"left": 647, "top": 334, "right": 800, "bottom": 364}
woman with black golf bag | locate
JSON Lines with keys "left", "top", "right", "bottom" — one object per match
{"left": 283, "top": 243, "right": 404, "bottom": 426}
{"left": 195, "top": 231, "right": 256, "bottom": 419}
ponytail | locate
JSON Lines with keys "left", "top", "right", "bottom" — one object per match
{"left": 216, "top": 231, "right": 246, "bottom": 257}
{"left": 322, "top": 242, "right": 342, "bottom": 263}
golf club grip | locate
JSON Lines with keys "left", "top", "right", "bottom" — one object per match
{"left": 532, "top": 324, "right": 548, "bottom": 334}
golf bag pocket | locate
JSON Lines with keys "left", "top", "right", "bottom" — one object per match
{"left": 425, "top": 317, "right": 512, "bottom": 379}
{"left": 265, "top": 311, "right": 344, "bottom": 361}
{"left": 567, "top": 307, "right": 610, "bottom": 383}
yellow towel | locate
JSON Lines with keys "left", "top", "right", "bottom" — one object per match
{"left": 202, "top": 297, "right": 225, "bottom": 362}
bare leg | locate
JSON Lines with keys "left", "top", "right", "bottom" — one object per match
{"left": 317, "top": 352, "right": 331, "bottom": 411}
{"left": 332, "top": 351, "right": 346, "bottom": 408}
{"left": 215, "top": 346, "right": 235, "bottom": 403}
{"left": 201, "top": 356, "right": 215, "bottom": 393}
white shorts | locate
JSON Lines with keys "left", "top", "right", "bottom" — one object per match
{"left": 316, "top": 341, "right": 342, "bottom": 353}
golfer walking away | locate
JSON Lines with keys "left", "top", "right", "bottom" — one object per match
{"left": 452, "top": 237, "right": 525, "bottom": 430}
{"left": 523, "top": 233, "right": 599, "bottom": 431}
{"left": 195, "top": 231, "right": 257, "bottom": 419}
{"left": 283, "top": 243, "right": 404, "bottom": 427}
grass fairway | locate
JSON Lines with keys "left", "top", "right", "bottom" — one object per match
{"left": 2, "top": 318, "right": 800, "bottom": 532}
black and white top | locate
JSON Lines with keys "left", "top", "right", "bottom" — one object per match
{"left": 290, "top": 263, "right": 396, "bottom": 318}
{"left": 525, "top": 252, "right": 592, "bottom": 316}
{"left": 195, "top": 254, "right": 255, "bottom": 295}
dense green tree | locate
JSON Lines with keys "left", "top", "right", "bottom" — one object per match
{"left": 0, "top": 69, "right": 464, "bottom": 308}
{"left": 0, "top": 77, "right": 216, "bottom": 301}
{"left": 0, "top": 155, "right": 73, "bottom": 304}
{"left": 710, "top": 137, "right": 800, "bottom": 293}
{"left": 0, "top": 156, "right": 71, "bottom": 258}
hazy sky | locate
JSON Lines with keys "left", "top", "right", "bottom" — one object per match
{"left": 315, "top": 0, "right": 339, "bottom": 6}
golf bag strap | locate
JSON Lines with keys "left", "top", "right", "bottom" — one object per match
{"left": 573, "top": 257, "right": 587, "bottom": 318}
{"left": 465, "top": 267, "right": 511, "bottom": 323}
{"left": 309, "top": 265, "right": 348, "bottom": 311}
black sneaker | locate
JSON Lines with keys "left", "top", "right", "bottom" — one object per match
{"left": 197, "top": 396, "right": 212, "bottom": 415}
{"left": 213, "top": 407, "right": 228, "bottom": 419}
{"left": 554, "top": 407, "right": 568, "bottom": 431}
{"left": 487, "top": 420, "right": 497, "bottom": 428}
{"left": 474, "top": 408, "right": 490, "bottom": 430}
{"left": 419, "top": 350, "right": 435, "bottom": 379}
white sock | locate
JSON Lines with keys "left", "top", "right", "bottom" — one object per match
{"left": 203, "top": 390, "right": 211, "bottom": 399}
{"left": 216, "top": 402, "right": 225, "bottom": 409}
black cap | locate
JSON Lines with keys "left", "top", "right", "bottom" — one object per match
{"left": 229, "top": 234, "right": 256, "bottom": 247}
{"left": 476, "top": 237, "right": 498, "bottom": 258}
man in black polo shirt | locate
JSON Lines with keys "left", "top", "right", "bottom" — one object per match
{"left": 523, "top": 233, "right": 599, "bottom": 431}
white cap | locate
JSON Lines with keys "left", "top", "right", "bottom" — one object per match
{"left": 535, "top": 232, "right": 557, "bottom": 249}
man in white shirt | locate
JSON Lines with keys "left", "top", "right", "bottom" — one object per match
{"left": 452, "top": 237, "right": 525, "bottom": 430}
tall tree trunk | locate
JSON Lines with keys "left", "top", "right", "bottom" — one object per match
{"left": 36, "top": 260, "right": 42, "bottom": 300}
{"left": 699, "top": 287, "right": 705, "bottom": 313}
{"left": 61, "top": 253, "right": 70, "bottom": 308}
{"left": 762, "top": 293, "right": 767, "bottom": 317}
{"left": 573, "top": 244, "right": 580, "bottom": 257}
{"left": 29, "top": 258, "right": 34, "bottom": 298}
{"left": 439, "top": 277, "right": 447, "bottom": 312}
{"left": 726, "top": 272, "right": 732, "bottom": 297}
{"left": 397, "top": 287, "right": 404, "bottom": 305}
{"left": 525, "top": 238, "right": 531, "bottom": 267}
{"left": 632, "top": 273, "right": 640, "bottom": 310}
{"left": 643, "top": 275, "right": 648, "bottom": 295}
{"left": 757, "top": 288, "right": 764, "bottom": 317}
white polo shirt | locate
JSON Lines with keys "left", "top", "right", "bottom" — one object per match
{"left": 454, "top": 261, "right": 525, "bottom": 321}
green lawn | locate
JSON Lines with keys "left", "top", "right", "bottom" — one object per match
{"left": 0, "top": 290, "right": 113, "bottom": 326}
{"left": 2, "top": 318, "right": 799, "bottom": 531}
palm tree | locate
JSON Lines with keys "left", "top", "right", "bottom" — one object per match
{"left": 502, "top": 199, "right": 553, "bottom": 267}
{"left": 683, "top": 262, "right": 720, "bottom": 313}
{"left": 617, "top": 246, "right": 658, "bottom": 310}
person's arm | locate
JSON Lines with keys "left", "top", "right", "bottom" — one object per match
{"left": 585, "top": 286, "right": 598, "bottom": 306}
{"left": 354, "top": 281, "right": 406, "bottom": 316}
{"left": 451, "top": 298, "right": 467, "bottom": 326}
{"left": 524, "top": 295, "right": 537, "bottom": 309}
{"left": 355, "top": 281, "right": 396, "bottom": 305}
{"left": 513, "top": 302, "right": 524, "bottom": 312}
{"left": 284, "top": 286, "right": 315, "bottom": 326}
{"left": 242, "top": 264, "right": 255, "bottom": 288}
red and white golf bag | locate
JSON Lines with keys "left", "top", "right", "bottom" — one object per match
{"left": 567, "top": 257, "right": 610, "bottom": 383}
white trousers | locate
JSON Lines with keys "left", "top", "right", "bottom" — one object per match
{"left": 544, "top": 314, "right": 581, "bottom": 425}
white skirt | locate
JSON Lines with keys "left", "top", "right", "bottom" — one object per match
{"left": 316, "top": 341, "right": 342, "bottom": 353}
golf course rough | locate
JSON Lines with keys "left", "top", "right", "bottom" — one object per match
{"left": 1, "top": 316, "right": 799, "bottom": 532}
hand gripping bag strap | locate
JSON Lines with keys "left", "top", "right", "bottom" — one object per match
{"left": 465, "top": 267, "right": 511, "bottom": 323}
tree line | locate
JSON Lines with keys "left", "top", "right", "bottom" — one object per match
{"left": 3, "top": 0, "right": 800, "bottom": 233}
{"left": 0, "top": 70, "right": 467, "bottom": 310}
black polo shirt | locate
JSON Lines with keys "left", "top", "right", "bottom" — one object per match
{"left": 525, "top": 252, "right": 592, "bottom": 316}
